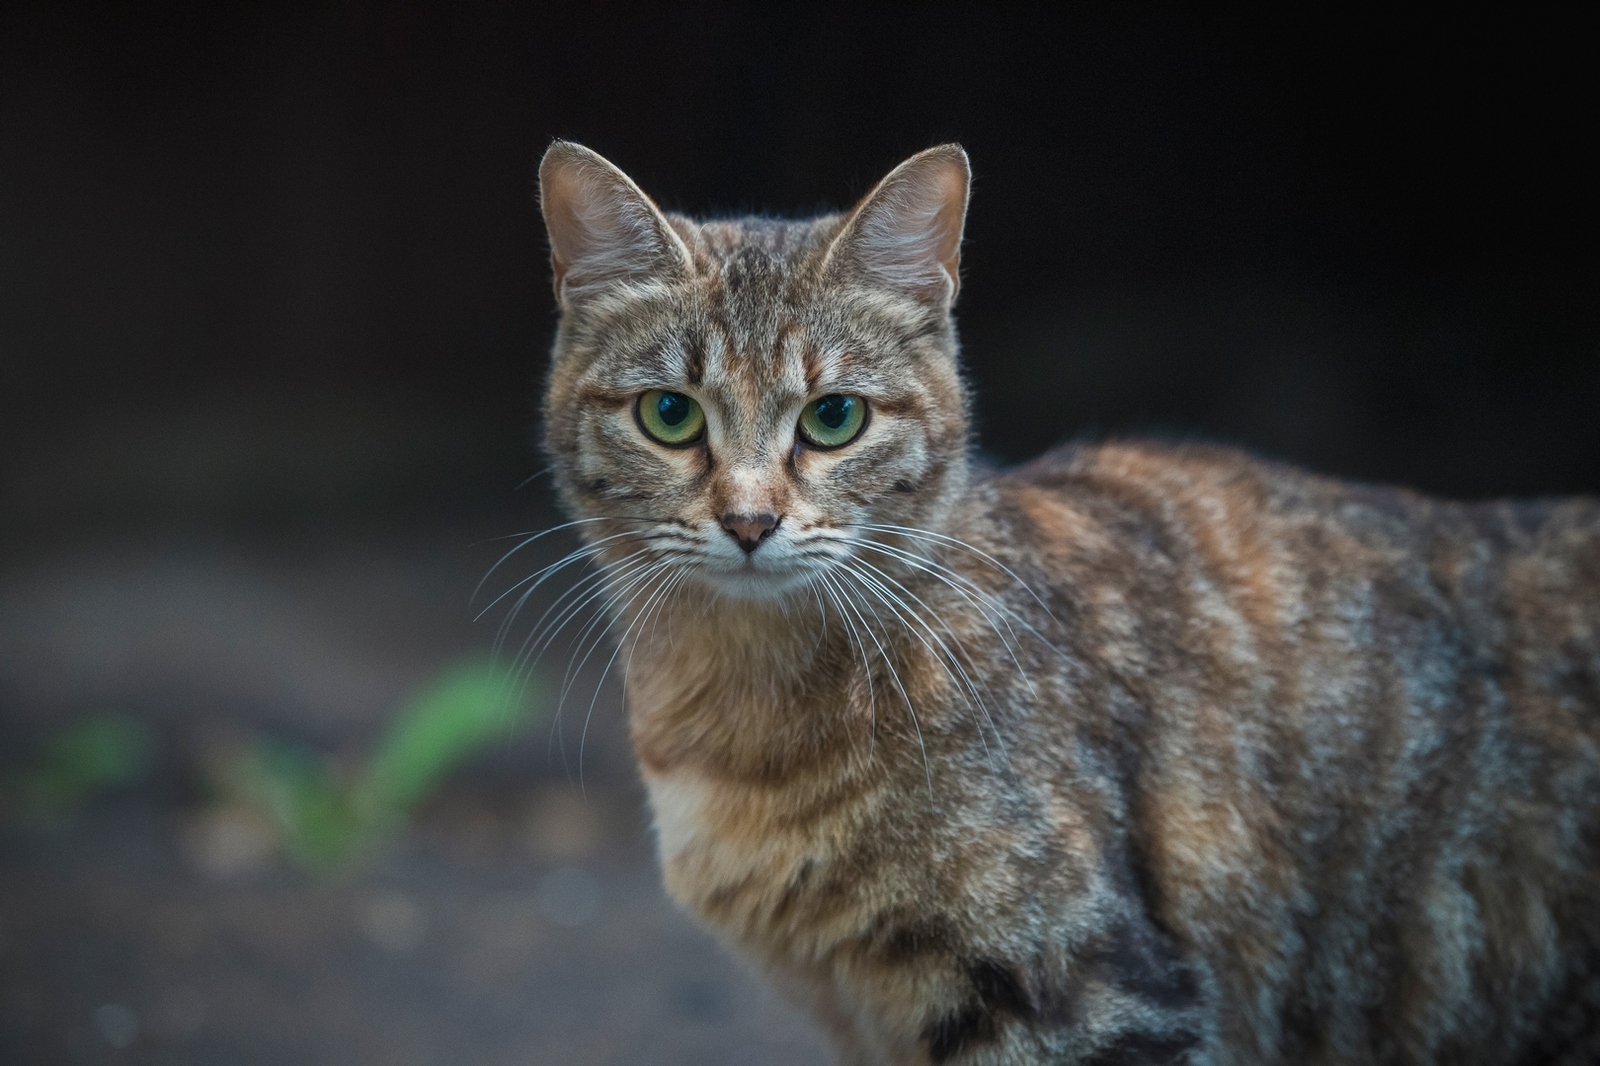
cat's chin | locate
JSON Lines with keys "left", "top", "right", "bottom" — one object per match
{"left": 695, "top": 565, "right": 818, "bottom": 602}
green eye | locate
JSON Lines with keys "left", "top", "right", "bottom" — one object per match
{"left": 798, "top": 394, "right": 867, "bottom": 449}
{"left": 636, "top": 389, "right": 705, "bottom": 446}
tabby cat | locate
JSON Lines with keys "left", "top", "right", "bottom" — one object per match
{"left": 530, "top": 141, "right": 1600, "bottom": 1064}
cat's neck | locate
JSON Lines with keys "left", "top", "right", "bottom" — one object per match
{"left": 605, "top": 479, "right": 990, "bottom": 783}
{"left": 615, "top": 572, "right": 903, "bottom": 784}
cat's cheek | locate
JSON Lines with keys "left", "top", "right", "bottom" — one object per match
{"left": 573, "top": 416, "right": 707, "bottom": 507}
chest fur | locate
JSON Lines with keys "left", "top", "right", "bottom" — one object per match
{"left": 644, "top": 769, "right": 819, "bottom": 922}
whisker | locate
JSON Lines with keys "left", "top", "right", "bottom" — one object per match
{"left": 807, "top": 576, "right": 829, "bottom": 652}
{"left": 475, "top": 530, "right": 642, "bottom": 623}
{"left": 470, "top": 516, "right": 630, "bottom": 605}
{"left": 512, "top": 553, "right": 666, "bottom": 764}
{"left": 589, "top": 567, "right": 694, "bottom": 788}
{"left": 839, "top": 557, "right": 1012, "bottom": 775}
{"left": 846, "top": 522, "right": 1060, "bottom": 621}
{"left": 552, "top": 556, "right": 676, "bottom": 695}
{"left": 817, "top": 571, "right": 878, "bottom": 761}
{"left": 546, "top": 557, "right": 669, "bottom": 702}
{"left": 827, "top": 569, "right": 934, "bottom": 799}
{"left": 840, "top": 561, "right": 988, "bottom": 740}
{"left": 579, "top": 560, "right": 684, "bottom": 793}
{"left": 843, "top": 536, "right": 1043, "bottom": 700}
{"left": 837, "top": 529, "right": 1064, "bottom": 683}
{"left": 497, "top": 546, "right": 656, "bottom": 662}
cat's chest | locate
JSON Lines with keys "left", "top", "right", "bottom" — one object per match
{"left": 623, "top": 622, "right": 912, "bottom": 953}
{"left": 643, "top": 770, "right": 795, "bottom": 883}
{"left": 642, "top": 771, "right": 713, "bottom": 870}
{"left": 641, "top": 767, "right": 850, "bottom": 948}
{"left": 629, "top": 680, "right": 878, "bottom": 954}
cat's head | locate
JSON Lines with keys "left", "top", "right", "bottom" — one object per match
{"left": 538, "top": 142, "right": 972, "bottom": 601}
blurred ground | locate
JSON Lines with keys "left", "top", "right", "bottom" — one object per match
{"left": 0, "top": 402, "right": 831, "bottom": 1065}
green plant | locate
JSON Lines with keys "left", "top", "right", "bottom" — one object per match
{"left": 229, "top": 658, "right": 538, "bottom": 874}
{"left": 5, "top": 716, "right": 157, "bottom": 819}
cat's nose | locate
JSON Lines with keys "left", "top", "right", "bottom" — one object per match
{"left": 721, "top": 512, "right": 780, "bottom": 555}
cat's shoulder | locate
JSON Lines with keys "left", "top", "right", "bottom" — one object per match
{"left": 979, "top": 436, "right": 1600, "bottom": 555}
{"left": 983, "top": 436, "right": 1366, "bottom": 519}
{"left": 996, "top": 436, "right": 1318, "bottom": 491}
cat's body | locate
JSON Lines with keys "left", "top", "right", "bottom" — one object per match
{"left": 533, "top": 142, "right": 1600, "bottom": 1064}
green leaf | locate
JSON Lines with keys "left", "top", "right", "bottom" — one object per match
{"left": 233, "top": 742, "right": 362, "bottom": 872}
{"left": 13, "top": 716, "right": 156, "bottom": 817}
{"left": 217, "top": 657, "right": 539, "bottom": 876}
{"left": 356, "top": 659, "right": 532, "bottom": 820}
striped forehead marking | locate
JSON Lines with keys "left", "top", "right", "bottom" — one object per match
{"left": 802, "top": 341, "right": 824, "bottom": 394}
{"left": 701, "top": 324, "right": 730, "bottom": 386}
{"left": 684, "top": 332, "right": 705, "bottom": 386}
{"left": 771, "top": 323, "right": 810, "bottom": 396}
{"left": 700, "top": 320, "right": 809, "bottom": 399}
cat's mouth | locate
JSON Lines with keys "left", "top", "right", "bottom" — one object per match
{"left": 627, "top": 520, "right": 842, "bottom": 601}
{"left": 698, "top": 558, "right": 819, "bottom": 601}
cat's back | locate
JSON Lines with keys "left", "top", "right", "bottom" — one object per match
{"left": 975, "top": 439, "right": 1600, "bottom": 1063}
{"left": 987, "top": 437, "right": 1600, "bottom": 766}
{"left": 995, "top": 437, "right": 1600, "bottom": 657}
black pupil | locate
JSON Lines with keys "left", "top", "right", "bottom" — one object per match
{"left": 656, "top": 393, "right": 691, "bottom": 426}
{"left": 816, "top": 395, "right": 853, "bottom": 430}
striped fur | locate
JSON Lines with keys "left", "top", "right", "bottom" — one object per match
{"left": 534, "top": 142, "right": 1600, "bottom": 1064}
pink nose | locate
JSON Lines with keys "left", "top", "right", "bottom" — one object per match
{"left": 721, "top": 513, "right": 780, "bottom": 555}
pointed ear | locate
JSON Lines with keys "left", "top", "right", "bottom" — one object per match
{"left": 538, "top": 141, "right": 692, "bottom": 309}
{"left": 824, "top": 144, "right": 970, "bottom": 309}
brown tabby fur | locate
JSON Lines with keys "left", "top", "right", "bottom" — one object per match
{"left": 532, "top": 141, "right": 1600, "bottom": 1064}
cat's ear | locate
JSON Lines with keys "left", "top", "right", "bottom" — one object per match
{"left": 824, "top": 144, "right": 971, "bottom": 309}
{"left": 538, "top": 141, "right": 692, "bottom": 309}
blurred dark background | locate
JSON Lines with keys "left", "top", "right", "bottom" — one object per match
{"left": 1, "top": 5, "right": 1595, "bottom": 1064}
{"left": 4, "top": 3, "right": 1596, "bottom": 523}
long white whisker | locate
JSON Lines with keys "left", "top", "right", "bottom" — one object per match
{"left": 818, "top": 572, "right": 878, "bottom": 761}
{"left": 847, "top": 522, "right": 1059, "bottom": 621}
{"left": 828, "top": 569, "right": 933, "bottom": 799}
{"left": 808, "top": 576, "right": 829, "bottom": 651}
{"left": 843, "top": 536, "right": 1041, "bottom": 700}
{"left": 500, "top": 547, "right": 657, "bottom": 664}
{"left": 841, "top": 562, "right": 991, "bottom": 763}
{"left": 596, "top": 567, "right": 693, "bottom": 783}
{"left": 554, "top": 556, "right": 677, "bottom": 691}
{"left": 490, "top": 540, "right": 657, "bottom": 662}
{"left": 470, "top": 516, "right": 629, "bottom": 605}
{"left": 487, "top": 550, "right": 632, "bottom": 666}
{"left": 549, "top": 558, "right": 672, "bottom": 708}
{"left": 516, "top": 554, "right": 666, "bottom": 767}
{"left": 475, "top": 530, "right": 642, "bottom": 623}
{"left": 839, "top": 557, "right": 1013, "bottom": 776}
{"left": 839, "top": 560, "right": 984, "bottom": 708}
{"left": 832, "top": 528, "right": 1065, "bottom": 689}
{"left": 802, "top": 575, "right": 872, "bottom": 763}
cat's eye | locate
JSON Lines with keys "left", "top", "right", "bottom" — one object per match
{"left": 797, "top": 394, "right": 867, "bottom": 449}
{"left": 636, "top": 389, "right": 706, "bottom": 446}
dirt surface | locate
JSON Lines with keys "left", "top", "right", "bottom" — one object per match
{"left": 0, "top": 516, "right": 831, "bottom": 1065}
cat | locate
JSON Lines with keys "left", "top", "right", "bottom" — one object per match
{"left": 529, "top": 140, "right": 1600, "bottom": 1064}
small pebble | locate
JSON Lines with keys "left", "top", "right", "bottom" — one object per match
{"left": 181, "top": 806, "right": 277, "bottom": 878}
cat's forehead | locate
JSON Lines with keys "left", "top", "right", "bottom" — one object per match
{"left": 569, "top": 211, "right": 933, "bottom": 400}
{"left": 646, "top": 215, "right": 848, "bottom": 380}
{"left": 685, "top": 215, "right": 839, "bottom": 270}
{"left": 674, "top": 214, "right": 840, "bottom": 307}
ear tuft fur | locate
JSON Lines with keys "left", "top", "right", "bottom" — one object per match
{"left": 538, "top": 141, "right": 690, "bottom": 308}
{"left": 825, "top": 145, "right": 971, "bottom": 309}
